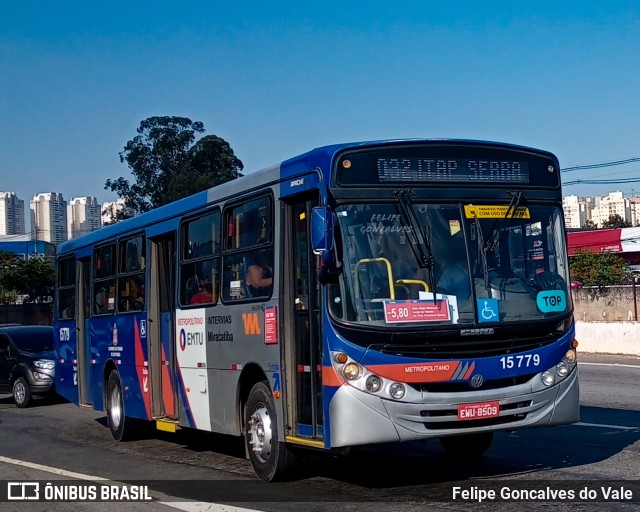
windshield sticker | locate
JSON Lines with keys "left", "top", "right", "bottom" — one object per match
{"left": 383, "top": 299, "right": 451, "bottom": 323}
{"left": 419, "top": 292, "right": 459, "bottom": 323}
{"left": 536, "top": 290, "right": 567, "bottom": 313}
{"left": 464, "top": 205, "right": 530, "bottom": 219}
{"left": 449, "top": 219, "right": 461, "bottom": 236}
{"left": 477, "top": 298, "right": 500, "bottom": 323}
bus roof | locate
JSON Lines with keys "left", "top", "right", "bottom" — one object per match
{"left": 57, "top": 138, "right": 555, "bottom": 255}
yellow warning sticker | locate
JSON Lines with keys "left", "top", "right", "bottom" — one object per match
{"left": 464, "top": 205, "right": 530, "bottom": 219}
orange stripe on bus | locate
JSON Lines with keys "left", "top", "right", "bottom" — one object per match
{"left": 367, "top": 361, "right": 460, "bottom": 383}
{"left": 322, "top": 366, "right": 345, "bottom": 387}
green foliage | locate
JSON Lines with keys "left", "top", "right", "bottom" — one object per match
{"left": 105, "top": 116, "right": 243, "bottom": 218}
{"left": 602, "top": 214, "right": 631, "bottom": 228}
{"left": 569, "top": 249, "right": 628, "bottom": 286}
{"left": 581, "top": 220, "right": 597, "bottom": 229}
{"left": 0, "top": 252, "right": 54, "bottom": 303}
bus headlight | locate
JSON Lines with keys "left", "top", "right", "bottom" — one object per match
{"left": 389, "top": 382, "right": 405, "bottom": 400}
{"left": 342, "top": 362, "right": 362, "bottom": 381}
{"left": 556, "top": 361, "right": 569, "bottom": 377}
{"left": 564, "top": 348, "right": 577, "bottom": 365}
{"left": 365, "top": 375, "right": 382, "bottom": 393}
{"left": 541, "top": 370, "right": 555, "bottom": 387}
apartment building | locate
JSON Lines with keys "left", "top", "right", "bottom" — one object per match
{"left": 68, "top": 196, "right": 102, "bottom": 239}
{"left": 30, "top": 192, "right": 68, "bottom": 244}
{"left": 0, "top": 192, "right": 26, "bottom": 235}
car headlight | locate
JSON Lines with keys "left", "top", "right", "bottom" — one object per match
{"left": 34, "top": 360, "right": 55, "bottom": 370}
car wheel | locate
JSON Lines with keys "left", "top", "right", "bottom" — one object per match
{"left": 440, "top": 432, "right": 494, "bottom": 458}
{"left": 106, "top": 370, "right": 133, "bottom": 441}
{"left": 13, "top": 377, "right": 32, "bottom": 408}
{"left": 245, "top": 381, "right": 298, "bottom": 481}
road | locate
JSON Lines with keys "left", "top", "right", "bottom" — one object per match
{"left": 0, "top": 353, "right": 639, "bottom": 511}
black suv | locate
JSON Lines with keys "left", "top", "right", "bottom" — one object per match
{"left": 0, "top": 325, "right": 55, "bottom": 407}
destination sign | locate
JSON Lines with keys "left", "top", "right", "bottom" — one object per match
{"left": 334, "top": 143, "right": 561, "bottom": 189}
{"left": 377, "top": 158, "right": 529, "bottom": 184}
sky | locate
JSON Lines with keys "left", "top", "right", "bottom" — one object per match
{"left": 2, "top": 1, "right": 640, "bottom": 231}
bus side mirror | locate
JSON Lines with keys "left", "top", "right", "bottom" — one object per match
{"left": 311, "top": 207, "right": 334, "bottom": 256}
{"left": 311, "top": 207, "right": 337, "bottom": 283}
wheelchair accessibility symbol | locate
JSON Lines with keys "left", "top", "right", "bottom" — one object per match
{"left": 477, "top": 298, "right": 499, "bottom": 323}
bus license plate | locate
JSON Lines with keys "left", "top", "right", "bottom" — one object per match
{"left": 457, "top": 401, "right": 500, "bottom": 421}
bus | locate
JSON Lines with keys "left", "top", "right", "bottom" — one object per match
{"left": 54, "top": 139, "right": 579, "bottom": 481}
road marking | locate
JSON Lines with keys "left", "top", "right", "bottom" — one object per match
{"left": 579, "top": 362, "right": 640, "bottom": 369}
{"left": 0, "top": 455, "right": 261, "bottom": 512}
{"left": 575, "top": 422, "right": 638, "bottom": 431}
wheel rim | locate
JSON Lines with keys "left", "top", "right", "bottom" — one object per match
{"left": 14, "top": 381, "right": 26, "bottom": 404}
{"left": 110, "top": 385, "right": 122, "bottom": 429}
{"left": 248, "top": 402, "right": 272, "bottom": 463}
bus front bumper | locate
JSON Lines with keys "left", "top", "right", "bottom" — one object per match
{"left": 327, "top": 366, "right": 579, "bottom": 448}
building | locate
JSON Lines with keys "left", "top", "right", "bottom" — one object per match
{"left": 562, "top": 195, "right": 591, "bottom": 229}
{"left": 101, "top": 199, "right": 134, "bottom": 225}
{"left": 590, "top": 191, "right": 631, "bottom": 228}
{"left": 67, "top": 196, "right": 101, "bottom": 239}
{"left": 30, "top": 192, "right": 68, "bottom": 245}
{"left": 0, "top": 192, "right": 26, "bottom": 235}
{"left": 0, "top": 235, "right": 55, "bottom": 260}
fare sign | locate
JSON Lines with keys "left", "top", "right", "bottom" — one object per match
{"left": 457, "top": 401, "right": 500, "bottom": 421}
{"left": 383, "top": 300, "right": 451, "bottom": 323}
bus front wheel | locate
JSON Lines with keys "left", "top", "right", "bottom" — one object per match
{"left": 245, "top": 381, "right": 298, "bottom": 481}
{"left": 440, "top": 432, "right": 494, "bottom": 458}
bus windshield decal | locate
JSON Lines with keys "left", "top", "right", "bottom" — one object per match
{"left": 464, "top": 205, "right": 531, "bottom": 219}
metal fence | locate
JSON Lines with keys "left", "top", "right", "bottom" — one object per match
{"left": 572, "top": 283, "right": 640, "bottom": 322}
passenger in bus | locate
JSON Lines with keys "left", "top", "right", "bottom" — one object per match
{"left": 190, "top": 275, "right": 214, "bottom": 304}
{"left": 245, "top": 247, "right": 273, "bottom": 297}
{"left": 128, "top": 278, "right": 144, "bottom": 311}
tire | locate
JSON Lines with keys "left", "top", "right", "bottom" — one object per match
{"left": 13, "top": 377, "right": 32, "bottom": 408}
{"left": 245, "top": 381, "right": 298, "bottom": 481}
{"left": 440, "top": 432, "right": 494, "bottom": 458}
{"left": 106, "top": 370, "right": 132, "bottom": 441}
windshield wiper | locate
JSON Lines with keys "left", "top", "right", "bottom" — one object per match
{"left": 394, "top": 190, "right": 436, "bottom": 297}
{"left": 483, "top": 191, "right": 523, "bottom": 254}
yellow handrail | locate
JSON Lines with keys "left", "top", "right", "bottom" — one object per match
{"left": 354, "top": 257, "right": 395, "bottom": 300}
{"left": 395, "top": 279, "right": 429, "bottom": 292}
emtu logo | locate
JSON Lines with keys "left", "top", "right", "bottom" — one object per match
{"left": 179, "top": 329, "right": 187, "bottom": 351}
{"left": 242, "top": 313, "right": 261, "bottom": 335}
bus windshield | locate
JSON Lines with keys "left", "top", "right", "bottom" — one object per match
{"left": 328, "top": 202, "right": 570, "bottom": 329}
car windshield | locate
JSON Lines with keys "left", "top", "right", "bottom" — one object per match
{"left": 327, "top": 202, "right": 571, "bottom": 329}
{"left": 8, "top": 329, "right": 54, "bottom": 353}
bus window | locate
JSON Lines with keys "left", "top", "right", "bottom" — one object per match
{"left": 117, "top": 236, "right": 146, "bottom": 313}
{"left": 222, "top": 196, "right": 273, "bottom": 302}
{"left": 58, "top": 257, "right": 75, "bottom": 319}
{"left": 93, "top": 244, "right": 116, "bottom": 315}
{"left": 179, "top": 211, "right": 220, "bottom": 306}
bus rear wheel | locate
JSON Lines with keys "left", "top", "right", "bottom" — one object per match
{"left": 106, "top": 370, "right": 133, "bottom": 441}
{"left": 440, "top": 432, "right": 494, "bottom": 458}
{"left": 245, "top": 381, "right": 298, "bottom": 481}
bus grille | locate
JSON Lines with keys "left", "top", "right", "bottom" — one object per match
{"left": 420, "top": 400, "right": 532, "bottom": 430}
{"left": 418, "top": 373, "right": 535, "bottom": 393}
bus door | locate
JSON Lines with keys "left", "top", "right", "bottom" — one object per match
{"left": 148, "top": 234, "right": 178, "bottom": 419}
{"left": 284, "top": 194, "right": 323, "bottom": 439}
{"left": 76, "top": 258, "right": 92, "bottom": 405}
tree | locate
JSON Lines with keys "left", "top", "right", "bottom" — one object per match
{"left": 105, "top": 116, "right": 243, "bottom": 218}
{"left": 569, "top": 249, "right": 628, "bottom": 287}
{"left": 581, "top": 220, "right": 597, "bottom": 229}
{"left": 602, "top": 214, "right": 631, "bottom": 228}
{"left": 0, "top": 252, "right": 54, "bottom": 303}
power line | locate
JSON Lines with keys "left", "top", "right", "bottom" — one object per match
{"left": 561, "top": 157, "right": 640, "bottom": 173}
{"left": 564, "top": 177, "right": 640, "bottom": 186}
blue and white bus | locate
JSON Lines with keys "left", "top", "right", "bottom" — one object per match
{"left": 54, "top": 139, "right": 579, "bottom": 481}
